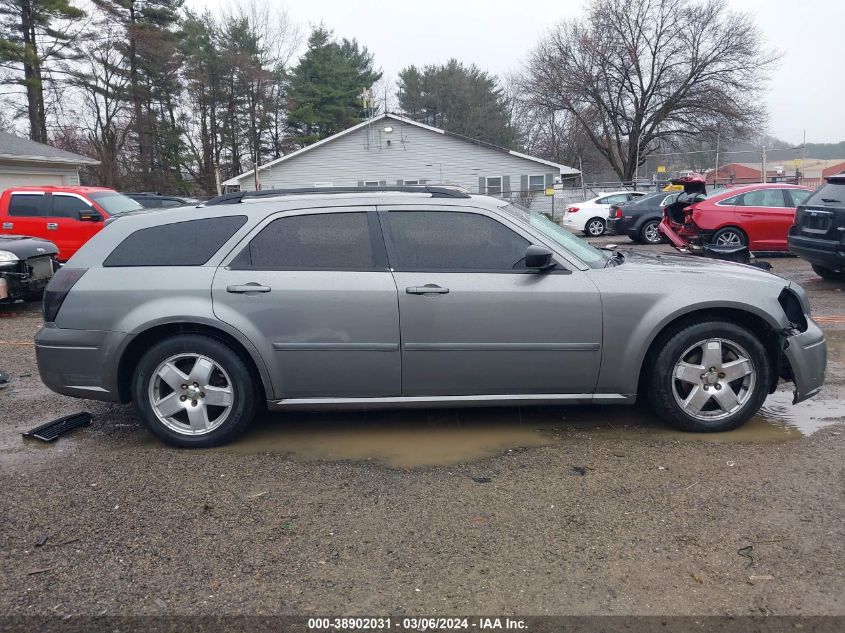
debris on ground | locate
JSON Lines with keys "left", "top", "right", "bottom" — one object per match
{"left": 749, "top": 575, "right": 774, "bottom": 582}
{"left": 570, "top": 466, "right": 587, "bottom": 476}
{"left": 22, "top": 412, "right": 92, "bottom": 442}
{"left": 0, "top": 370, "right": 9, "bottom": 389}
{"left": 34, "top": 535, "right": 48, "bottom": 547}
{"left": 738, "top": 545, "right": 755, "bottom": 568}
{"left": 471, "top": 476, "right": 492, "bottom": 484}
{"left": 154, "top": 598, "right": 168, "bottom": 610}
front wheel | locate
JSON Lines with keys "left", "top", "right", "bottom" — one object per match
{"left": 647, "top": 321, "right": 771, "bottom": 432}
{"left": 584, "top": 218, "right": 606, "bottom": 237}
{"left": 132, "top": 334, "right": 259, "bottom": 447}
{"left": 812, "top": 264, "right": 845, "bottom": 281}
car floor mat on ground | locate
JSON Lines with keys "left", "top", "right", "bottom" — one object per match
{"left": 22, "top": 412, "right": 92, "bottom": 442}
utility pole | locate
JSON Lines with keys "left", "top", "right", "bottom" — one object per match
{"left": 579, "top": 156, "right": 586, "bottom": 199}
{"left": 714, "top": 126, "right": 720, "bottom": 188}
{"left": 761, "top": 146, "right": 767, "bottom": 184}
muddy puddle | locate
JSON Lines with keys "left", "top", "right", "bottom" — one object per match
{"left": 197, "top": 389, "right": 845, "bottom": 468}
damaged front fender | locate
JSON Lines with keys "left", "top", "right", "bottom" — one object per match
{"left": 782, "top": 319, "right": 827, "bottom": 404}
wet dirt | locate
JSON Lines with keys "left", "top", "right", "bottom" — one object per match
{"left": 113, "top": 388, "right": 844, "bottom": 469}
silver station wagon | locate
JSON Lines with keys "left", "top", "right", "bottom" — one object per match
{"left": 35, "top": 187, "right": 826, "bottom": 447}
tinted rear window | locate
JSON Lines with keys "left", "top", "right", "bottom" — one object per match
{"left": 103, "top": 216, "right": 247, "bottom": 267}
{"left": 232, "top": 212, "right": 378, "bottom": 270}
{"left": 8, "top": 193, "right": 47, "bottom": 217}
{"left": 805, "top": 182, "right": 845, "bottom": 207}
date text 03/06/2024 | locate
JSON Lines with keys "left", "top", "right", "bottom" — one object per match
{"left": 307, "top": 618, "right": 528, "bottom": 631}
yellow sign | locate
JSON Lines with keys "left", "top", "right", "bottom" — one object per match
{"left": 656, "top": 165, "right": 667, "bottom": 173}
{"left": 662, "top": 184, "right": 684, "bottom": 191}
{"left": 793, "top": 158, "right": 802, "bottom": 168}
{"left": 545, "top": 188, "right": 555, "bottom": 196}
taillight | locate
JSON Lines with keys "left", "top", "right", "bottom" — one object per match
{"left": 43, "top": 267, "right": 87, "bottom": 322}
{"left": 568, "top": 206, "right": 579, "bottom": 213}
{"left": 614, "top": 207, "right": 623, "bottom": 218}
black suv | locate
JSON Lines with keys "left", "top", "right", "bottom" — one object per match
{"left": 125, "top": 192, "right": 199, "bottom": 209}
{"left": 788, "top": 173, "right": 845, "bottom": 280}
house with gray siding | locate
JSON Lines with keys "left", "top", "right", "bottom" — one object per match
{"left": 0, "top": 131, "right": 99, "bottom": 190}
{"left": 222, "top": 113, "right": 579, "bottom": 214}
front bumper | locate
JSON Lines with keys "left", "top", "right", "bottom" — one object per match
{"left": 783, "top": 318, "right": 827, "bottom": 404}
{"left": 0, "top": 261, "right": 54, "bottom": 303}
{"left": 35, "top": 324, "right": 130, "bottom": 403}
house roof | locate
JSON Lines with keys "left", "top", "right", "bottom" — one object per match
{"left": 0, "top": 131, "right": 100, "bottom": 166}
{"left": 223, "top": 112, "right": 578, "bottom": 185}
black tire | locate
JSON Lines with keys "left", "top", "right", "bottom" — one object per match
{"left": 811, "top": 264, "right": 845, "bottom": 281}
{"left": 583, "top": 217, "right": 606, "bottom": 237}
{"left": 132, "top": 334, "right": 259, "bottom": 448}
{"left": 639, "top": 219, "right": 663, "bottom": 244}
{"left": 647, "top": 320, "right": 771, "bottom": 433}
{"left": 711, "top": 227, "right": 747, "bottom": 247}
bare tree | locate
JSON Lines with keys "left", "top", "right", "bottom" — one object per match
{"left": 517, "top": 0, "right": 778, "bottom": 181}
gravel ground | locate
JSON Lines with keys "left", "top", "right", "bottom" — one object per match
{"left": 0, "top": 242, "right": 843, "bottom": 619}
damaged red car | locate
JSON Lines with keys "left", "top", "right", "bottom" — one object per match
{"left": 658, "top": 176, "right": 813, "bottom": 252}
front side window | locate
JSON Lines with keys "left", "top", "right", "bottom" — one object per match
{"left": 486, "top": 177, "right": 503, "bottom": 195}
{"left": 51, "top": 194, "right": 93, "bottom": 218}
{"left": 528, "top": 175, "right": 545, "bottom": 191}
{"left": 8, "top": 193, "right": 47, "bottom": 217}
{"left": 500, "top": 202, "right": 607, "bottom": 268}
{"left": 385, "top": 211, "right": 529, "bottom": 271}
{"left": 233, "top": 212, "right": 378, "bottom": 270}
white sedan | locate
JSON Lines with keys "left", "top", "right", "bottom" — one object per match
{"left": 561, "top": 190, "right": 647, "bottom": 236}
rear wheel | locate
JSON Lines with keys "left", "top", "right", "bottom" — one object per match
{"left": 132, "top": 334, "right": 258, "bottom": 448}
{"left": 812, "top": 264, "right": 845, "bottom": 281}
{"left": 711, "top": 227, "right": 747, "bottom": 247}
{"left": 584, "top": 217, "right": 606, "bottom": 237}
{"left": 639, "top": 220, "right": 663, "bottom": 244}
{"left": 647, "top": 321, "right": 771, "bottom": 432}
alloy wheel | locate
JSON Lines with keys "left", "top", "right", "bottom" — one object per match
{"left": 148, "top": 353, "right": 235, "bottom": 436}
{"left": 715, "top": 231, "right": 742, "bottom": 246}
{"left": 643, "top": 222, "right": 661, "bottom": 244}
{"left": 587, "top": 219, "right": 605, "bottom": 236}
{"left": 671, "top": 338, "right": 756, "bottom": 421}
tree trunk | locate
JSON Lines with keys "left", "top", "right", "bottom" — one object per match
{"left": 20, "top": 0, "right": 47, "bottom": 143}
{"left": 128, "top": 3, "right": 152, "bottom": 189}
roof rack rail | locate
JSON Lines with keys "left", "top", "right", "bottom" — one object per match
{"left": 204, "top": 185, "right": 471, "bottom": 205}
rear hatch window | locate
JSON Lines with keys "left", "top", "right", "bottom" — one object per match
{"left": 795, "top": 181, "right": 845, "bottom": 240}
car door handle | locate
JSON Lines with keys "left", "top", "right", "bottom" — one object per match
{"left": 46, "top": 223, "right": 59, "bottom": 230}
{"left": 2, "top": 222, "right": 11, "bottom": 230}
{"left": 406, "top": 284, "right": 450, "bottom": 295}
{"left": 227, "top": 283, "right": 271, "bottom": 294}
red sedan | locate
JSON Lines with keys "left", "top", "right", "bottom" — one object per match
{"left": 659, "top": 183, "right": 814, "bottom": 252}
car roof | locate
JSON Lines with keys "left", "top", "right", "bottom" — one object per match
{"left": 4, "top": 186, "right": 115, "bottom": 193}
{"left": 709, "top": 183, "right": 812, "bottom": 200}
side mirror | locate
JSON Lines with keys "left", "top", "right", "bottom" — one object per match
{"left": 525, "top": 244, "right": 556, "bottom": 270}
{"left": 78, "top": 210, "right": 103, "bottom": 222}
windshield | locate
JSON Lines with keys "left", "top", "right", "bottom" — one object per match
{"left": 499, "top": 202, "right": 607, "bottom": 268}
{"left": 88, "top": 191, "right": 144, "bottom": 216}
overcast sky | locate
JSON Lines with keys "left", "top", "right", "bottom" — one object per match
{"left": 188, "top": 0, "right": 843, "bottom": 145}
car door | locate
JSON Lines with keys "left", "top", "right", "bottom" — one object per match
{"left": 2, "top": 191, "right": 48, "bottom": 240}
{"left": 734, "top": 188, "right": 793, "bottom": 249}
{"left": 48, "top": 193, "right": 104, "bottom": 260}
{"left": 380, "top": 206, "right": 603, "bottom": 397}
{"left": 212, "top": 207, "right": 401, "bottom": 400}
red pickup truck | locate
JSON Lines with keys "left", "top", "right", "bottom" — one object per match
{"left": 0, "top": 186, "right": 143, "bottom": 260}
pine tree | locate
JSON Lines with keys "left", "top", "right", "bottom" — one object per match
{"left": 0, "top": 0, "right": 85, "bottom": 142}
{"left": 286, "top": 26, "right": 380, "bottom": 146}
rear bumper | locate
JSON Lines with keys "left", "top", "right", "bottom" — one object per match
{"left": 658, "top": 218, "right": 691, "bottom": 249}
{"left": 35, "top": 325, "right": 130, "bottom": 403}
{"left": 787, "top": 234, "right": 845, "bottom": 271}
{"left": 784, "top": 319, "right": 826, "bottom": 404}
